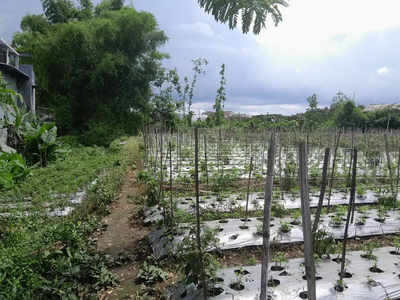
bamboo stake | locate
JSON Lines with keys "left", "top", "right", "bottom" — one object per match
{"left": 328, "top": 130, "right": 341, "bottom": 212}
{"left": 260, "top": 135, "right": 276, "bottom": 300}
{"left": 313, "top": 148, "right": 330, "bottom": 233}
{"left": 384, "top": 133, "right": 394, "bottom": 195}
{"left": 169, "top": 141, "right": 173, "bottom": 229}
{"left": 340, "top": 148, "right": 357, "bottom": 280}
{"left": 194, "top": 126, "right": 207, "bottom": 300}
{"left": 298, "top": 142, "right": 316, "bottom": 300}
{"left": 244, "top": 156, "right": 253, "bottom": 226}
{"left": 204, "top": 134, "right": 209, "bottom": 190}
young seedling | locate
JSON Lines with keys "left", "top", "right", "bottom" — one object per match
{"left": 230, "top": 267, "right": 246, "bottom": 291}
{"left": 375, "top": 206, "right": 388, "bottom": 223}
{"left": 356, "top": 186, "right": 365, "bottom": 198}
{"left": 334, "top": 278, "right": 346, "bottom": 292}
{"left": 253, "top": 225, "right": 263, "bottom": 237}
{"left": 358, "top": 206, "right": 371, "bottom": 218}
{"left": 336, "top": 205, "right": 348, "bottom": 218}
{"left": 279, "top": 221, "right": 293, "bottom": 234}
{"left": 366, "top": 275, "right": 378, "bottom": 287}
{"left": 369, "top": 262, "right": 383, "bottom": 273}
{"left": 271, "top": 252, "right": 288, "bottom": 271}
{"left": 329, "top": 215, "right": 343, "bottom": 227}
{"left": 392, "top": 237, "right": 400, "bottom": 255}
{"left": 291, "top": 210, "right": 302, "bottom": 225}
{"left": 361, "top": 242, "right": 379, "bottom": 260}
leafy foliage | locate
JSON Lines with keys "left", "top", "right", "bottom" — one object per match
{"left": 137, "top": 170, "right": 160, "bottom": 206}
{"left": 0, "top": 138, "right": 139, "bottom": 298}
{"left": 0, "top": 152, "right": 32, "bottom": 190}
{"left": 13, "top": 2, "right": 168, "bottom": 142}
{"left": 198, "top": 0, "right": 289, "bottom": 35}
{"left": 211, "top": 63, "right": 226, "bottom": 126}
{"left": 137, "top": 261, "right": 169, "bottom": 285}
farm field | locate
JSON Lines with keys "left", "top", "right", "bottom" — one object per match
{"left": 138, "top": 128, "right": 400, "bottom": 299}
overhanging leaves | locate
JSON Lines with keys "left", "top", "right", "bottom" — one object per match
{"left": 198, "top": 0, "right": 289, "bottom": 34}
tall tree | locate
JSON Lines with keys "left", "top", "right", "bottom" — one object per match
{"left": 213, "top": 63, "right": 226, "bottom": 126}
{"left": 198, "top": 0, "right": 289, "bottom": 35}
{"left": 41, "top": 0, "right": 77, "bottom": 24}
{"left": 306, "top": 93, "right": 318, "bottom": 112}
{"left": 13, "top": 4, "right": 168, "bottom": 145}
{"left": 20, "top": 14, "right": 49, "bottom": 33}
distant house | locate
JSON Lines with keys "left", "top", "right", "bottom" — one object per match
{"left": 363, "top": 103, "right": 400, "bottom": 113}
{"left": 0, "top": 38, "right": 36, "bottom": 111}
{"left": 235, "top": 113, "right": 251, "bottom": 119}
{"left": 224, "top": 111, "right": 235, "bottom": 118}
{"left": 0, "top": 37, "right": 36, "bottom": 142}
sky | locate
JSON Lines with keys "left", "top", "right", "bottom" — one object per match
{"left": 1, "top": 0, "right": 400, "bottom": 115}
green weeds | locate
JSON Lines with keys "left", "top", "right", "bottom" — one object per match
{"left": 0, "top": 137, "right": 140, "bottom": 299}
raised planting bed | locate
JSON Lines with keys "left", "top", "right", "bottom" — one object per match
{"left": 142, "top": 190, "right": 383, "bottom": 223}
{"left": 149, "top": 208, "right": 400, "bottom": 257}
{"left": 173, "top": 247, "right": 400, "bottom": 299}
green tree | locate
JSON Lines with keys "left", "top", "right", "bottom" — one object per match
{"left": 212, "top": 63, "right": 227, "bottom": 126}
{"left": 95, "top": 0, "right": 124, "bottom": 17}
{"left": 185, "top": 58, "right": 208, "bottom": 126}
{"left": 41, "top": 0, "right": 77, "bottom": 24}
{"left": 306, "top": 93, "right": 318, "bottom": 112}
{"left": 149, "top": 67, "right": 182, "bottom": 130}
{"left": 20, "top": 14, "right": 49, "bottom": 33}
{"left": 198, "top": 0, "right": 289, "bottom": 34}
{"left": 334, "top": 99, "right": 365, "bottom": 129}
{"left": 13, "top": 3, "right": 168, "bottom": 145}
{"left": 77, "top": 0, "right": 94, "bottom": 20}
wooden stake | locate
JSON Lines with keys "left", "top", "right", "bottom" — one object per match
{"left": 384, "top": 133, "right": 394, "bottom": 195}
{"left": 313, "top": 148, "right": 330, "bottom": 233}
{"left": 260, "top": 136, "right": 276, "bottom": 300}
{"left": 194, "top": 126, "right": 207, "bottom": 300}
{"left": 169, "top": 141, "right": 173, "bottom": 229}
{"left": 328, "top": 130, "right": 341, "bottom": 212}
{"left": 298, "top": 142, "right": 316, "bottom": 300}
{"left": 244, "top": 156, "right": 253, "bottom": 225}
{"left": 340, "top": 148, "right": 357, "bottom": 280}
{"left": 204, "top": 134, "right": 209, "bottom": 190}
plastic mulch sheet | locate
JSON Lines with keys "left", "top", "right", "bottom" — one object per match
{"left": 143, "top": 190, "right": 381, "bottom": 223}
{"left": 149, "top": 209, "right": 400, "bottom": 257}
{"left": 173, "top": 247, "right": 400, "bottom": 300}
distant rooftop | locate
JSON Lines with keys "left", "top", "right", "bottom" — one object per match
{"left": 363, "top": 103, "right": 400, "bottom": 112}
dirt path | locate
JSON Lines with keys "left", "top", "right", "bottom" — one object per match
{"left": 98, "top": 167, "right": 151, "bottom": 300}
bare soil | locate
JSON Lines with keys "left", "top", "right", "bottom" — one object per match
{"left": 98, "top": 167, "right": 152, "bottom": 300}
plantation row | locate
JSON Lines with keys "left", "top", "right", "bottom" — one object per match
{"left": 138, "top": 127, "right": 400, "bottom": 300}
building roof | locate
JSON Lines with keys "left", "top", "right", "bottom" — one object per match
{"left": 224, "top": 111, "right": 235, "bottom": 117}
{"left": 363, "top": 103, "right": 400, "bottom": 112}
{"left": 0, "top": 38, "right": 18, "bottom": 55}
{"left": 0, "top": 63, "right": 29, "bottom": 81}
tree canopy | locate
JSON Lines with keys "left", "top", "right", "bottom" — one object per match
{"left": 13, "top": 0, "right": 168, "bottom": 145}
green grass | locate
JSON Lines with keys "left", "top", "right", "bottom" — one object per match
{"left": 0, "top": 137, "right": 142, "bottom": 300}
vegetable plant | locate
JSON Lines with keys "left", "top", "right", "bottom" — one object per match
{"left": 137, "top": 261, "right": 169, "bottom": 285}
{"left": 361, "top": 242, "right": 379, "bottom": 260}
{"left": 271, "top": 252, "right": 288, "bottom": 271}
{"left": 279, "top": 221, "right": 293, "bottom": 234}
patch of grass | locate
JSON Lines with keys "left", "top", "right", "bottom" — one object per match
{"left": 0, "top": 137, "right": 141, "bottom": 299}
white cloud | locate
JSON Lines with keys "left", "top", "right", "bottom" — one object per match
{"left": 175, "top": 22, "right": 214, "bottom": 37}
{"left": 377, "top": 67, "right": 390, "bottom": 75}
{"left": 254, "top": 0, "right": 400, "bottom": 66}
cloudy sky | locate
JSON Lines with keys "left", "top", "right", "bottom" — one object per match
{"left": 1, "top": 0, "right": 400, "bottom": 115}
